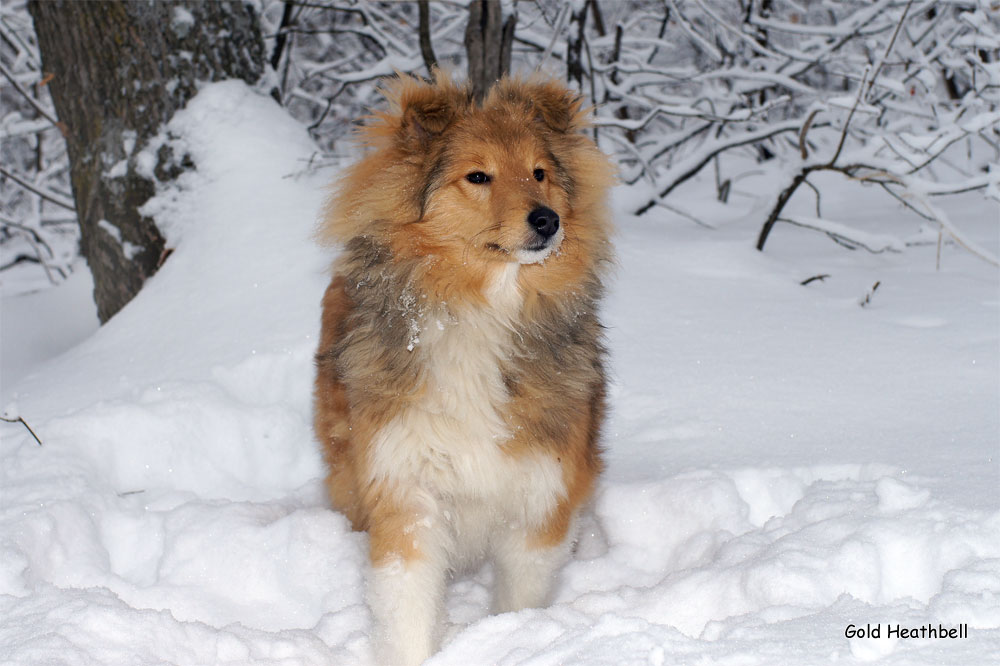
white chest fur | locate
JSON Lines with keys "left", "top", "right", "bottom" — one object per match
{"left": 366, "top": 264, "right": 564, "bottom": 534}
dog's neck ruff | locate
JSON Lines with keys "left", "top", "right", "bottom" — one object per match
{"left": 485, "top": 262, "right": 522, "bottom": 316}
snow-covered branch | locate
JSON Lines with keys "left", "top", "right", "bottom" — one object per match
{"left": 560, "top": 0, "right": 997, "bottom": 264}
{"left": 1, "top": 0, "right": 77, "bottom": 289}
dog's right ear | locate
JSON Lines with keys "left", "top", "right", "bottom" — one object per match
{"left": 401, "top": 92, "right": 455, "bottom": 144}
{"left": 390, "top": 73, "right": 464, "bottom": 148}
{"left": 368, "top": 74, "right": 462, "bottom": 150}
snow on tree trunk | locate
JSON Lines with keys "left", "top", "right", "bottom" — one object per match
{"left": 27, "top": 0, "right": 266, "bottom": 322}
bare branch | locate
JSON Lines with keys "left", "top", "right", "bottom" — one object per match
{"left": 0, "top": 60, "right": 59, "bottom": 125}
{"left": 777, "top": 215, "right": 904, "bottom": 254}
{"left": 418, "top": 0, "right": 439, "bottom": 76}
{"left": 637, "top": 120, "right": 830, "bottom": 216}
{"left": 0, "top": 165, "right": 76, "bottom": 210}
{"left": 269, "top": 1, "right": 296, "bottom": 71}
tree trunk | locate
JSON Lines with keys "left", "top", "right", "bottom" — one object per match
{"left": 28, "top": 0, "right": 266, "bottom": 322}
{"left": 465, "top": 0, "right": 515, "bottom": 101}
{"left": 566, "top": 3, "right": 587, "bottom": 91}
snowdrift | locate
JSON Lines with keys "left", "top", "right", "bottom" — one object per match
{"left": 1, "top": 82, "right": 997, "bottom": 665}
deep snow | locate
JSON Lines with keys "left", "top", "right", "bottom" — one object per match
{"left": 1, "top": 81, "right": 997, "bottom": 665}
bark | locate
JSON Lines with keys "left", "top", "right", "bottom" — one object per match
{"left": 28, "top": 0, "right": 266, "bottom": 322}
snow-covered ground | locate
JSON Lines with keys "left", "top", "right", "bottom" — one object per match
{"left": 1, "top": 82, "right": 997, "bottom": 665}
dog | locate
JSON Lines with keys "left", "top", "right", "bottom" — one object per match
{"left": 313, "top": 72, "right": 614, "bottom": 665}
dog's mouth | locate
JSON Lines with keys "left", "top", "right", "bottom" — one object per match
{"left": 483, "top": 228, "right": 564, "bottom": 265}
{"left": 514, "top": 226, "right": 564, "bottom": 265}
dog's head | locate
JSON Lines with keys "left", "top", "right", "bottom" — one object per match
{"left": 326, "top": 72, "right": 614, "bottom": 301}
{"left": 389, "top": 75, "right": 592, "bottom": 266}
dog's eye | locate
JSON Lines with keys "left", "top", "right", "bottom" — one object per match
{"left": 465, "top": 172, "right": 491, "bottom": 185}
{"left": 533, "top": 168, "right": 545, "bottom": 182}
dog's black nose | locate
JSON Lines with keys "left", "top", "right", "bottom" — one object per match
{"left": 527, "top": 206, "right": 560, "bottom": 238}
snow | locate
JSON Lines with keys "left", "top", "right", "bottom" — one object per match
{"left": 0, "top": 262, "right": 98, "bottom": 394}
{"left": 170, "top": 6, "right": 195, "bottom": 39}
{"left": 1, "top": 80, "right": 998, "bottom": 665}
{"left": 97, "top": 219, "right": 143, "bottom": 261}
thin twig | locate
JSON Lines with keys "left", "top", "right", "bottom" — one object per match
{"left": 651, "top": 200, "right": 716, "bottom": 229}
{"left": 801, "top": 177, "right": 822, "bottom": 217}
{"left": 798, "top": 108, "right": 820, "bottom": 159}
{"left": 0, "top": 217, "right": 63, "bottom": 283}
{"left": 0, "top": 416, "right": 43, "bottom": 446}
{"left": 0, "top": 61, "right": 59, "bottom": 125}
{"left": 536, "top": 2, "right": 571, "bottom": 71}
{"left": 859, "top": 280, "right": 881, "bottom": 307}
{"left": 0, "top": 165, "right": 76, "bottom": 211}
{"left": 830, "top": 64, "right": 871, "bottom": 166}
{"left": 777, "top": 216, "right": 902, "bottom": 254}
{"left": 865, "top": 0, "right": 915, "bottom": 102}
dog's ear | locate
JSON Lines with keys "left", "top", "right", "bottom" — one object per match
{"left": 490, "top": 78, "right": 584, "bottom": 133}
{"left": 529, "top": 81, "right": 583, "bottom": 133}
{"left": 402, "top": 93, "right": 455, "bottom": 143}
{"left": 396, "top": 72, "right": 466, "bottom": 147}
{"left": 372, "top": 73, "right": 463, "bottom": 149}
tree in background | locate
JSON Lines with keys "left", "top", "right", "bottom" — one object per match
{"left": 24, "top": 0, "right": 266, "bottom": 322}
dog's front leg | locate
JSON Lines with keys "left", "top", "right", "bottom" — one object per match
{"left": 367, "top": 497, "right": 449, "bottom": 666}
{"left": 491, "top": 526, "right": 574, "bottom": 614}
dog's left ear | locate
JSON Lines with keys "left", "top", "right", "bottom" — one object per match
{"left": 529, "top": 82, "right": 584, "bottom": 133}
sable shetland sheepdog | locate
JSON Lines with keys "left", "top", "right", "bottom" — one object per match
{"left": 313, "top": 72, "right": 614, "bottom": 665}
